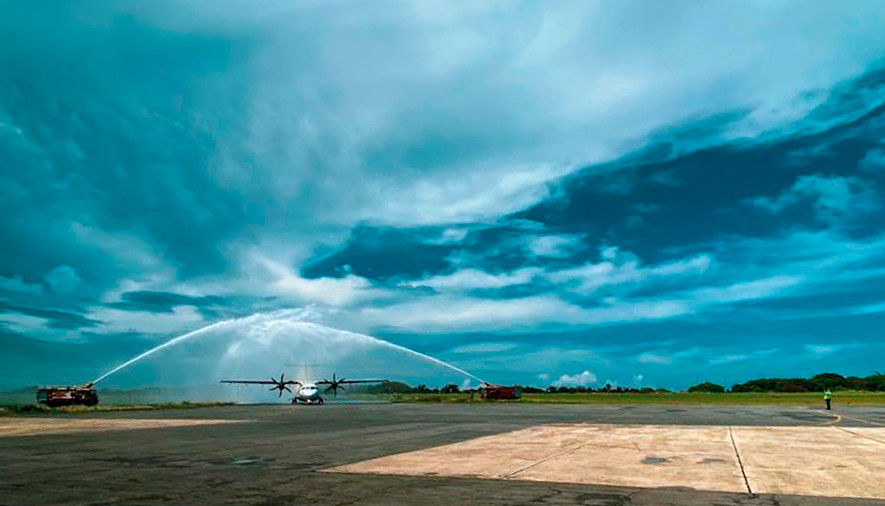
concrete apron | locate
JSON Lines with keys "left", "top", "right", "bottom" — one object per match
{"left": 328, "top": 424, "right": 885, "bottom": 500}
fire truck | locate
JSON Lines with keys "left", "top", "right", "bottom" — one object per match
{"left": 36, "top": 383, "right": 99, "bottom": 407}
{"left": 479, "top": 383, "right": 522, "bottom": 400}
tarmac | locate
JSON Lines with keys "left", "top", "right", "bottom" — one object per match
{"left": 2, "top": 403, "right": 885, "bottom": 506}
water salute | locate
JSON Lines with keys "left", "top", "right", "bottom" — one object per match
{"left": 3, "top": 1, "right": 885, "bottom": 505}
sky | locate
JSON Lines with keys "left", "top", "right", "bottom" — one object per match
{"left": 2, "top": 0, "right": 885, "bottom": 391}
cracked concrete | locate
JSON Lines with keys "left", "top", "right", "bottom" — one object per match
{"left": 330, "top": 424, "right": 885, "bottom": 500}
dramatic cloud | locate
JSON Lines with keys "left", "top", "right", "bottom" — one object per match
{"left": 746, "top": 174, "right": 880, "bottom": 224}
{"left": 3, "top": 0, "right": 885, "bottom": 390}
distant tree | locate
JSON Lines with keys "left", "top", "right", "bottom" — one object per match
{"left": 414, "top": 384, "right": 431, "bottom": 393}
{"left": 688, "top": 382, "right": 725, "bottom": 393}
{"left": 440, "top": 384, "right": 460, "bottom": 394}
{"left": 864, "top": 373, "right": 885, "bottom": 391}
{"left": 363, "top": 381, "right": 414, "bottom": 394}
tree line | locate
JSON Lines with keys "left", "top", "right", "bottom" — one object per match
{"left": 359, "top": 381, "right": 663, "bottom": 394}
{"left": 688, "top": 372, "right": 885, "bottom": 393}
{"left": 728, "top": 372, "right": 885, "bottom": 392}
{"left": 360, "top": 372, "right": 885, "bottom": 395}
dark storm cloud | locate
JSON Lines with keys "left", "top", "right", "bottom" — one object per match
{"left": 0, "top": 2, "right": 257, "bottom": 293}
{"left": 300, "top": 226, "right": 455, "bottom": 282}
{"left": 299, "top": 68, "right": 885, "bottom": 293}
{"left": 0, "top": 301, "right": 100, "bottom": 330}
{"left": 515, "top": 69, "right": 885, "bottom": 263}
{"left": 110, "top": 291, "right": 226, "bottom": 313}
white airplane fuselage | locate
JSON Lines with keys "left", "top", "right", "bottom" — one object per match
{"left": 292, "top": 383, "right": 324, "bottom": 404}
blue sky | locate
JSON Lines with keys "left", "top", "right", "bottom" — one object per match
{"left": 2, "top": 1, "right": 885, "bottom": 390}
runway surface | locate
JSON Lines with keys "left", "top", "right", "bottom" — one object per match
{"left": 2, "top": 403, "right": 885, "bottom": 506}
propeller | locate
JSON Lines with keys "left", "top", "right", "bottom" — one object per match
{"left": 323, "top": 372, "right": 347, "bottom": 397}
{"left": 269, "top": 373, "right": 292, "bottom": 398}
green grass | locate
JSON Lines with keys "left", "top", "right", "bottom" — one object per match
{"left": 0, "top": 401, "right": 236, "bottom": 416}
{"left": 368, "top": 391, "right": 885, "bottom": 406}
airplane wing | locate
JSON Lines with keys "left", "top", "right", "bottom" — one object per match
{"left": 315, "top": 379, "right": 387, "bottom": 385}
{"left": 220, "top": 380, "right": 301, "bottom": 385}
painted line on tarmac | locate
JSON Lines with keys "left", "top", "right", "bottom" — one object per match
{"left": 822, "top": 412, "right": 843, "bottom": 426}
{"left": 834, "top": 413, "right": 885, "bottom": 427}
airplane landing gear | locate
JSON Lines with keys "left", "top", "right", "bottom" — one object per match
{"left": 291, "top": 398, "right": 298, "bottom": 405}
{"left": 318, "top": 397, "right": 324, "bottom": 405}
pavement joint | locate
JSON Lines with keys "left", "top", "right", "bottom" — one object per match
{"left": 834, "top": 426, "right": 885, "bottom": 446}
{"left": 728, "top": 426, "right": 753, "bottom": 497}
{"left": 501, "top": 431, "right": 601, "bottom": 480}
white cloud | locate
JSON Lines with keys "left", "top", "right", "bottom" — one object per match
{"left": 537, "top": 373, "right": 550, "bottom": 382}
{"left": 805, "top": 344, "right": 838, "bottom": 356}
{"left": 70, "top": 222, "right": 172, "bottom": 275}
{"left": 0, "top": 313, "right": 51, "bottom": 334}
{"left": 424, "top": 245, "right": 710, "bottom": 296}
{"left": 403, "top": 268, "right": 542, "bottom": 291}
{"left": 83, "top": 305, "right": 206, "bottom": 337}
{"left": 632, "top": 374, "right": 644, "bottom": 385}
{"left": 247, "top": 252, "right": 382, "bottom": 307}
{"left": 450, "top": 342, "right": 518, "bottom": 354}
{"left": 637, "top": 353, "right": 672, "bottom": 365}
{"left": 526, "top": 235, "right": 583, "bottom": 258}
{"left": 690, "top": 275, "right": 803, "bottom": 304}
{"left": 433, "top": 228, "right": 470, "bottom": 244}
{"left": 709, "top": 355, "right": 749, "bottom": 365}
{"left": 709, "top": 348, "right": 777, "bottom": 365}
{"left": 636, "top": 347, "right": 703, "bottom": 366}
{"left": 554, "top": 370, "right": 597, "bottom": 386}
{"left": 547, "top": 253, "right": 711, "bottom": 295}
{"left": 351, "top": 268, "right": 805, "bottom": 334}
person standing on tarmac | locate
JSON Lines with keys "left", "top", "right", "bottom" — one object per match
{"left": 824, "top": 389, "right": 833, "bottom": 410}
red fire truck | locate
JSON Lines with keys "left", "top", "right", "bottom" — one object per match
{"left": 479, "top": 383, "right": 522, "bottom": 400}
{"left": 36, "top": 383, "right": 99, "bottom": 407}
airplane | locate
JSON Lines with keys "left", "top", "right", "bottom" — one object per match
{"left": 220, "top": 372, "right": 386, "bottom": 405}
